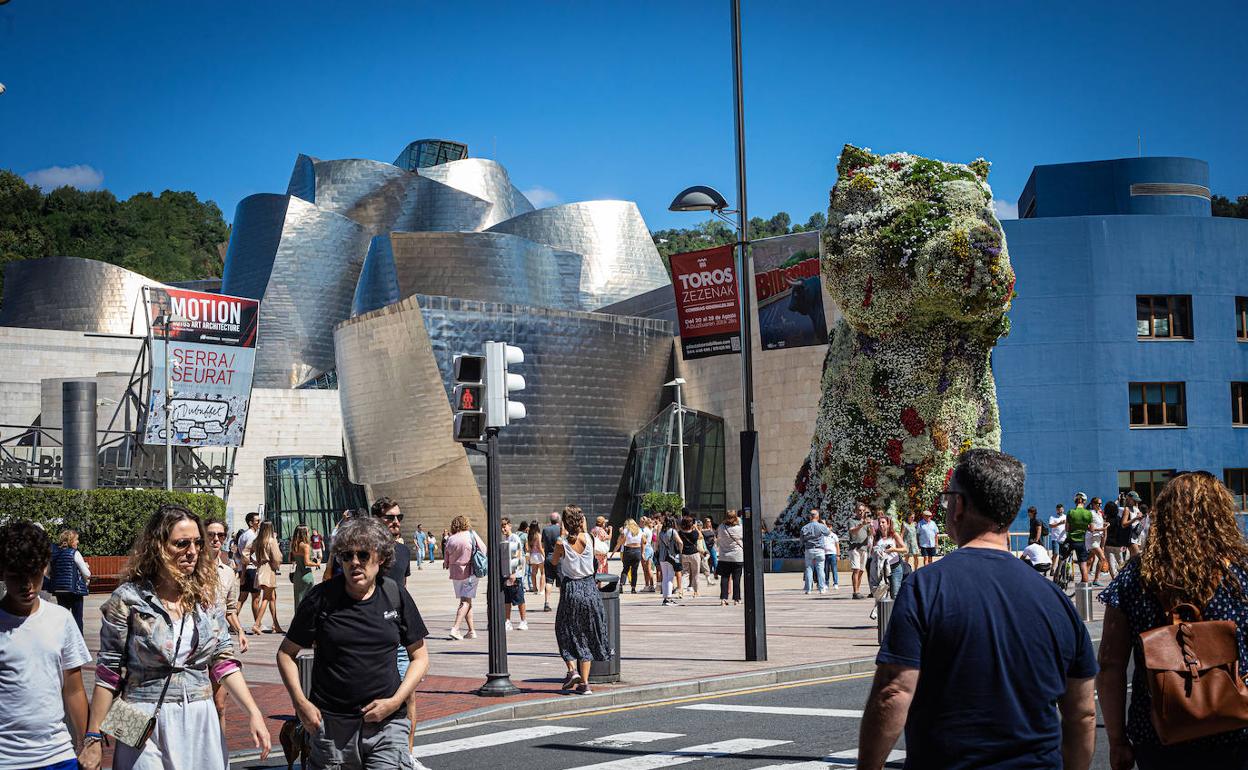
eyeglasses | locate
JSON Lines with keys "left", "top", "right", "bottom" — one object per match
{"left": 171, "top": 538, "right": 204, "bottom": 550}
{"left": 938, "top": 491, "right": 965, "bottom": 512}
{"left": 337, "top": 550, "right": 373, "bottom": 564}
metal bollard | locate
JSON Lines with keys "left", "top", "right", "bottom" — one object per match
{"left": 1074, "top": 583, "right": 1096, "bottom": 622}
{"left": 876, "top": 596, "right": 894, "bottom": 644}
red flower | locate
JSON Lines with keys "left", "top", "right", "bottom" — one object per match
{"left": 888, "top": 161, "right": 902, "bottom": 171}
{"left": 820, "top": 483, "right": 828, "bottom": 493}
{"left": 863, "top": 275, "right": 874, "bottom": 308}
{"left": 863, "top": 474, "right": 877, "bottom": 489}
{"left": 886, "top": 438, "right": 903, "bottom": 465}
{"left": 944, "top": 467, "right": 955, "bottom": 488}
{"left": 901, "top": 407, "right": 926, "bottom": 436}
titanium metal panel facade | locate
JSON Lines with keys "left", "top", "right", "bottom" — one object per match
{"left": 284, "top": 156, "right": 417, "bottom": 239}
{"left": 486, "top": 201, "right": 671, "bottom": 310}
{"left": 334, "top": 293, "right": 675, "bottom": 528}
{"left": 417, "top": 158, "right": 534, "bottom": 229}
{"left": 0, "top": 256, "right": 161, "bottom": 335}
{"left": 352, "top": 231, "right": 567, "bottom": 317}
{"left": 224, "top": 195, "right": 371, "bottom": 388}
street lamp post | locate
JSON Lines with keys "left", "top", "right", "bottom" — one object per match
{"left": 664, "top": 378, "right": 687, "bottom": 503}
{"left": 158, "top": 313, "right": 175, "bottom": 491}
{"left": 667, "top": 0, "right": 768, "bottom": 662}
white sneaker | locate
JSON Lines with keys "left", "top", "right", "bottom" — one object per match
{"left": 517, "top": 620, "right": 528, "bottom": 630}
{"left": 465, "top": 630, "right": 478, "bottom": 639}
{"left": 832, "top": 584, "right": 840, "bottom": 591}
{"left": 505, "top": 620, "right": 513, "bottom": 631}
{"left": 819, "top": 588, "right": 827, "bottom": 594}
{"left": 448, "top": 628, "right": 463, "bottom": 640}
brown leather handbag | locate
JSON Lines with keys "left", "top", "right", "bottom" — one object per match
{"left": 1137, "top": 603, "right": 1248, "bottom": 744}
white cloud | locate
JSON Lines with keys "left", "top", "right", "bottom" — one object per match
{"left": 993, "top": 199, "right": 1018, "bottom": 220}
{"left": 23, "top": 164, "right": 104, "bottom": 191}
{"left": 521, "top": 186, "right": 560, "bottom": 208}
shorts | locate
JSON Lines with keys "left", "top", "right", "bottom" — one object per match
{"left": 1088, "top": 533, "right": 1102, "bottom": 550}
{"left": 544, "top": 561, "right": 558, "bottom": 583}
{"left": 309, "top": 711, "right": 413, "bottom": 770}
{"left": 1061, "top": 539, "right": 1089, "bottom": 563}
{"left": 503, "top": 580, "right": 525, "bottom": 606}
{"left": 1027, "top": 561, "right": 1051, "bottom": 574}
{"left": 920, "top": 546, "right": 937, "bottom": 558}
{"left": 239, "top": 567, "right": 259, "bottom": 595}
{"left": 452, "top": 576, "right": 479, "bottom": 599}
{"left": 849, "top": 546, "right": 869, "bottom": 571}
{"left": 529, "top": 553, "right": 543, "bottom": 564}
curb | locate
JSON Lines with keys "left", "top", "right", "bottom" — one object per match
{"left": 412, "top": 656, "right": 878, "bottom": 732}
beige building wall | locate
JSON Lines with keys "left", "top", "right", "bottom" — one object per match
{"left": 227, "top": 388, "right": 347, "bottom": 527}
{"left": 675, "top": 276, "right": 841, "bottom": 526}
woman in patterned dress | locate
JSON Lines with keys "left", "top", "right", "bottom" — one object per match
{"left": 1098, "top": 471, "right": 1248, "bottom": 769}
{"left": 551, "top": 508, "right": 612, "bottom": 695}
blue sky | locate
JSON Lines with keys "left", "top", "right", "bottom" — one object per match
{"left": 3, "top": 1, "right": 1247, "bottom": 230}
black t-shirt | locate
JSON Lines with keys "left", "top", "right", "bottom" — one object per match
{"left": 286, "top": 575, "right": 429, "bottom": 716}
{"left": 390, "top": 542, "right": 412, "bottom": 586}
{"left": 679, "top": 529, "right": 700, "bottom": 555}
{"left": 878, "top": 548, "right": 1097, "bottom": 769}
{"left": 1027, "top": 517, "right": 1044, "bottom": 544}
{"left": 542, "top": 524, "right": 561, "bottom": 564}
{"left": 1104, "top": 501, "right": 1128, "bottom": 547}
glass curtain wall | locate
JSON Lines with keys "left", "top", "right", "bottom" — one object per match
{"left": 625, "top": 404, "right": 726, "bottom": 521}
{"left": 263, "top": 456, "right": 367, "bottom": 544}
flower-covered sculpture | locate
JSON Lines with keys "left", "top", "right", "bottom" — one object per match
{"left": 776, "top": 145, "right": 1015, "bottom": 537}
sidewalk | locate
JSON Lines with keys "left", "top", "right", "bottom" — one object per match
{"left": 78, "top": 559, "right": 1105, "bottom": 759}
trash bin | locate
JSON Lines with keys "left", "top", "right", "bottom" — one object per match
{"left": 876, "top": 596, "right": 894, "bottom": 645}
{"left": 296, "top": 649, "right": 315, "bottom": 697}
{"left": 590, "top": 573, "right": 621, "bottom": 684}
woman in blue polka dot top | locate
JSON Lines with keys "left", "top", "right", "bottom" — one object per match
{"left": 1098, "top": 471, "right": 1248, "bottom": 769}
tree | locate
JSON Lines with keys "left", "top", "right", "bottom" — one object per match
{"left": 0, "top": 170, "right": 229, "bottom": 306}
{"left": 652, "top": 210, "right": 826, "bottom": 272}
{"left": 1212, "top": 194, "right": 1248, "bottom": 219}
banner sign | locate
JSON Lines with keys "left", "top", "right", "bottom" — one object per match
{"left": 670, "top": 244, "right": 742, "bottom": 360}
{"left": 143, "top": 288, "right": 259, "bottom": 447}
{"left": 751, "top": 231, "right": 829, "bottom": 350}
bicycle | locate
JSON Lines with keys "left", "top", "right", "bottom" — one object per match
{"left": 1051, "top": 552, "right": 1078, "bottom": 598}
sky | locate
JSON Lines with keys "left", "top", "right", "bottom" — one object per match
{"left": 3, "top": 1, "right": 1248, "bottom": 230}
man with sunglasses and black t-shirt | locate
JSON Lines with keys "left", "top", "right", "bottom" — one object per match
{"left": 278, "top": 515, "right": 429, "bottom": 770}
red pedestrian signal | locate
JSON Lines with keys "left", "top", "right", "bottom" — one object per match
{"left": 457, "top": 385, "right": 481, "bottom": 411}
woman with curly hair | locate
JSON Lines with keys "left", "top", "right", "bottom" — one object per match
{"left": 1098, "top": 472, "right": 1248, "bottom": 769}
{"left": 551, "top": 508, "right": 612, "bottom": 694}
{"left": 81, "top": 504, "right": 270, "bottom": 770}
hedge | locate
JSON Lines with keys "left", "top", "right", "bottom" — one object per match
{"left": 0, "top": 488, "right": 226, "bottom": 556}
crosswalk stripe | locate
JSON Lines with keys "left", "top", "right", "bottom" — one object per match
{"left": 411, "top": 725, "right": 585, "bottom": 758}
{"left": 826, "top": 748, "right": 906, "bottom": 767}
{"left": 746, "top": 762, "right": 830, "bottom": 770}
{"left": 562, "top": 738, "right": 790, "bottom": 769}
{"left": 580, "top": 732, "right": 686, "bottom": 748}
{"left": 678, "top": 704, "right": 863, "bottom": 718}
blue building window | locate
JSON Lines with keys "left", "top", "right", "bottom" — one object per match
{"left": 1233, "top": 383, "right": 1248, "bottom": 426}
{"left": 1237, "top": 297, "right": 1247, "bottom": 341}
{"left": 1136, "top": 295, "right": 1192, "bottom": 339}
{"left": 1228, "top": 469, "right": 1248, "bottom": 512}
{"left": 1119, "top": 469, "right": 1174, "bottom": 507}
{"left": 1129, "top": 382, "right": 1187, "bottom": 427}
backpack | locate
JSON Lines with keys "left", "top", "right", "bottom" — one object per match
{"left": 1137, "top": 603, "right": 1248, "bottom": 745}
{"left": 470, "top": 532, "right": 488, "bottom": 578}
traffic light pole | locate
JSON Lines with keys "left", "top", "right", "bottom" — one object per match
{"left": 477, "top": 427, "right": 520, "bottom": 697}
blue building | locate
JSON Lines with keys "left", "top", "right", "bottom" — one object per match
{"left": 996, "top": 156, "right": 1248, "bottom": 524}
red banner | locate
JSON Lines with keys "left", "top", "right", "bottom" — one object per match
{"left": 670, "top": 244, "right": 741, "bottom": 360}
{"left": 146, "top": 288, "right": 258, "bottom": 347}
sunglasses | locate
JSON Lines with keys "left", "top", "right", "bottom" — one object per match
{"left": 382, "top": 514, "right": 404, "bottom": 522}
{"left": 337, "top": 549, "right": 373, "bottom": 564}
{"left": 171, "top": 538, "right": 204, "bottom": 550}
{"left": 206, "top": 532, "right": 227, "bottom": 540}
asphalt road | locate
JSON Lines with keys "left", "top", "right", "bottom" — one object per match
{"left": 244, "top": 670, "right": 1117, "bottom": 769}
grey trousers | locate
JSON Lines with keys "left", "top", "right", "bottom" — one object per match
{"left": 310, "top": 712, "right": 413, "bottom": 770}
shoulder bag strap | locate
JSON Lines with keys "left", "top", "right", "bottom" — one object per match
{"left": 116, "top": 608, "right": 136, "bottom": 697}
{"left": 380, "top": 578, "right": 407, "bottom": 639}
{"left": 149, "top": 613, "right": 189, "bottom": 722}
{"left": 1168, "top": 603, "right": 1204, "bottom": 624}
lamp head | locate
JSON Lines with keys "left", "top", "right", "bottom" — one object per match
{"left": 668, "top": 185, "right": 729, "bottom": 213}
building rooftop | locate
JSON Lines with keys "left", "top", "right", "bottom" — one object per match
{"left": 1016, "top": 156, "right": 1211, "bottom": 219}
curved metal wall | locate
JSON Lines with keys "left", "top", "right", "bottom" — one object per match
{"left": 352, "top": 231, "right": 566, "bottom": 317}
{"left": 334, "top": 295, "right": 484, "bottom": 524}
{"left": 0, "top": 256, "right": 162, "bottom": 334}
{"left": 417, "top": 158, "right": 534, "bottom": 228}
{"left": 221, "top": 193, "right": 291, "bottom": 301}
{"left": 238, "top": 196, "right": 371, "bottom": 389}
{"left": 486, "top": 201, "right": 671, "bottom": 309}
{"left": 334, "top": 293, "right": 675, "bottom": 529}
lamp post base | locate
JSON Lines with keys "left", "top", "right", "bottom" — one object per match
{"left": 476, "top": 674, "right": 521, "bottom": 697}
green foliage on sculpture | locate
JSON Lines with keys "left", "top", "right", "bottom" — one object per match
{"left": 777, "top": 145, "right": 1015, "bottom": 538}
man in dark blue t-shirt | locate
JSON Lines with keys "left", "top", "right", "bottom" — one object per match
{"left": 859, "top": 449, "right": 1098, "bottom": 770}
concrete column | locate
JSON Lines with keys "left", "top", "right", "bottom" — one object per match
{"left": 62, "top": 380, "right": 97, "bottom": 490}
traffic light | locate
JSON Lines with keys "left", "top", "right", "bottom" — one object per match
{"left": 452, "top": 353, "right": 486, "bottom": 443}
{"left": 485, "top": 341, "right": 526, "bottom": 428}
